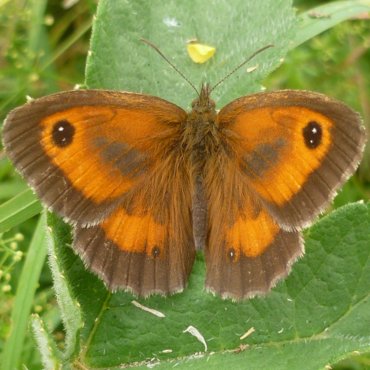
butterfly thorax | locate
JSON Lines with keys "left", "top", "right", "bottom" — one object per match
{"left": 184, "top": 83, "right": 219, "bottom": 156}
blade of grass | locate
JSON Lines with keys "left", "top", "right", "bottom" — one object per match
{"left": 0, "top": 181, "right": 28, "bottom": 200}
{"left": 49, "top": 2, "right": 92, "bottom": 45}
{"left": 41, "top": 18, "right": 92, "bottom": 71}
{"left": 293, "top": 0, "right": 370, "bottom": 48}
{"left": 27, "top": 0, "right": 48, "bottom": 65}
{"left": 0, "top": 188, "right": 42, "bottom": 233}
{"left": 1, "top": 213, "right": 47, "bottom": 370}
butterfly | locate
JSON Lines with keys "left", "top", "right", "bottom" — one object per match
{"left": 2, "top": 48, "right": 366, "bottom": 300}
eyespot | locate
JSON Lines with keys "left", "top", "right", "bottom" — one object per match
{"left": 52, "top": 120, "right": 75, "bottom": 147}
{"left": 152, "top": 246, "right": 160, "bottom": 258}
{"left": 303, "top": 121, "right": 322, "bottom": 149}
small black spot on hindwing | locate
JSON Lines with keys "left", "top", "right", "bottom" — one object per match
{"left": 303, "top": 121, "right": 322, "bottom": 149}
{"left": 152, "top": 246, "right": 160, "bottom": 258}
{"left": 228, "top": 247, "right": 236, "bottom": 262}
{"left": 52, "top": 120, "right": 75, "bottom": 147}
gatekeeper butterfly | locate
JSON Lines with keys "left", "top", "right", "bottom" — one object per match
{"left": 2, "top": 43, "right": 366, "bottom": 300}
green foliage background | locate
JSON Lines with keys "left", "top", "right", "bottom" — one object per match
{"left": 0, "top": 0, "right": 369, "bottom": 369}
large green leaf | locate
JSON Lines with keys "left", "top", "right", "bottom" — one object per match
{"left": 36, "top": 1, "right": 370, "bottom": 369}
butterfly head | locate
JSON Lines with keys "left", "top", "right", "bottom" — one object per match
{"left": 191, "top": 83, "right": 216, "bottom": 114}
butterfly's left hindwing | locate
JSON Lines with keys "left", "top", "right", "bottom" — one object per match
{"left": 204, "top": 177, "right": 303, "bottom": 299}
{"left": 202, "top": 146, "right": 303, "bottom": 299}
{"left": 73, "top": 144, "right": 196, "bottom": 296}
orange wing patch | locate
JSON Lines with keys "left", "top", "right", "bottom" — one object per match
{"left": 205, "top": 191, "right": 302, "bottom": 299}
{"left": 101, "top": 207, "right": 166, "bottom": 258}
{"left": 226, "top": 205, "right": 279, "bottom": 259}
{"left": 230, "top": 106, "right": 333, "bottom": 205}
{"left": 40, "top": 106, "right": 177, "bottom": 203}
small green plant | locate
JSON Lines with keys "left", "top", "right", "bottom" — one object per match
{"left": 0, "top": 232, "right": 24, "bottom": 294}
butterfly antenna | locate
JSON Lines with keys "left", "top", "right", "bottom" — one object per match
{"left": 141, "top": 38, "right": 199, "bottom": 96}
{"left": 210, "top": 44, "right": 274, "bottom": 93}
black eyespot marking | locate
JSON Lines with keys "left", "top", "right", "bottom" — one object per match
{"left": 52, "top": 120, "right": 75, "bottom": 147}
{"left": 152, "top": 246, "right": 160, "bottom": 258}
{"left": 228, "top": 248, "right": 236, "bottom": 262}
{"left": 303, "top": 121, "right": 322, "bottom": 149}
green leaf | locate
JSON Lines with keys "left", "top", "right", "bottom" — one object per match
{"left": 136, "top": 339, "right": 368, "bottom": 370}
{"left": 0, "top": 188, "right": 42, "bottom": 233}
{"left": 1, "top": 213, "right": 47, "bottom": 370}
